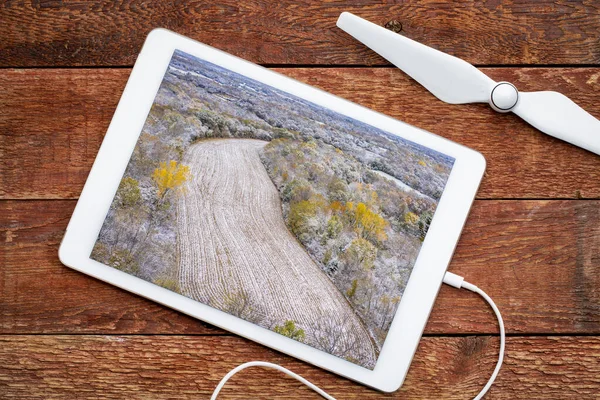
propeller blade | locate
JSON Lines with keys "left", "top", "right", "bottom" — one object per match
{"left": 513, "top": 91, "right": 600, "bottom": 155}
{"left": 337, "top": 12, "right": 495, "bottom": 104}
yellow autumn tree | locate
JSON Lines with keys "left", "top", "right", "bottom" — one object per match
{"left": 152, "top": 160, "right": 191, "bottom": 198}
{"left": 347, "top": 202, "right": 388, "bottom": 242}
{"left": 404, "top": 211, "right": 420, "bottom": 225}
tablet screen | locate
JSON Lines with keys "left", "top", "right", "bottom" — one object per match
{"left": 91, "top": 49, "right": 454, "bottom": 369}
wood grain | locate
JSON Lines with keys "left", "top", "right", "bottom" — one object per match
{"left": 1, "top": 68, "right": 600, "bottom": 200}
{"left": 0, "top": 334, "right": 598, "bottom": 399}
{"left": 0, "top": 199, "right": 218, "bottom": 335}
{"left": 1, "top": 1, "right": 600, "bottom": 67}
{"left": 2, "top": 199, "right": 598, "bottom": 335}
{"left": 2, "top": 1, "right": 599, "bottom": 397}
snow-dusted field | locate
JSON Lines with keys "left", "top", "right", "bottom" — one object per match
{"left": 176, "top": 138, "right": 378, "bottom": 367}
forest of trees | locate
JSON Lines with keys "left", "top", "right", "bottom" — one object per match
{"left": 92, "top": 49, "right": 454, "bottom": 364}
{"left": 92, "top": 152, "right": 190, "bottom": 291}
{"left": 260, "top": 137, "right": 437, "bottom": 346}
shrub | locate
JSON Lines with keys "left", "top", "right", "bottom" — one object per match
{"left": 322, "top": 249, "right": 333, "bottom": 265}
{"left": 404, "top": 211, "right": 420, "bottom": 225}
{"left": 346, "top": 279, "right": 359, "bottom": 299}
{"left": 290, "top": 183, "right": 313, "bottom": 203}
{"left": 329, "top": 201, "right": 346, "bottom": 214}
{"left": 220, "top": 290, "right": 261, "bottom": 323}
{"left": 281, "top": 180, "right": 296, "bottom": 202}
{"left": 282, "top": 179, "right": 312, "bottom": 203}
{"left": 327, "top": 178, "right": 349, "bottom": 202}
{"left": 116, "top": 177, "right": 141, "bottom": 208}
{"left": 344, "top": 238, "right": 377, "bottom": 271}
{"left": 326, "top": 215, "right": 343, "bottom": 238}
{"left": 288, "top": 199, "right": 318, "bottom": 239}
{"left": 274, "top": 320, "right": 305, "bottom": 342}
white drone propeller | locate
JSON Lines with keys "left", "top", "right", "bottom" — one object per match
{"left": 337, "top": 12, "right": 600, "bottom": 155}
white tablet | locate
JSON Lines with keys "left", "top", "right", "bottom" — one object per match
{"left": 59, "top": 29, "right": 485, "bottom": 392}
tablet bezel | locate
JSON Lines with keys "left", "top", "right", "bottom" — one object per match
{"left": 59, "top": 28, "right": 485, "bottom": 392}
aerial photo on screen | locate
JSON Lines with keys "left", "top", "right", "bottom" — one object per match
{"left": 91, "top": 49, "right": 454, "bottom": 369}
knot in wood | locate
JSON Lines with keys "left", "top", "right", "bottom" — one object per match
{"left": 384, "top": 20, "right": 403, "bottom": 33}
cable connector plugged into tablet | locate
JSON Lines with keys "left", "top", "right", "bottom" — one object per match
{"left": 443, "top": 271, "right": 480, "bottom": 293}
{"left": 442, "top": 270, "right": 465, "bottom": 289}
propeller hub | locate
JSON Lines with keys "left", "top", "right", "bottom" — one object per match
{"left": 490, "top": 82, "right": 519, "bottom": 113}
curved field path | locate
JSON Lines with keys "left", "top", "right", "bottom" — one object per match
{"left": 176, "top": 138, "right": 377, "bottom": 367}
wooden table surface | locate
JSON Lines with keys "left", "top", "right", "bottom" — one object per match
{"left": 1, "top": 1, "right": 599, "bottom": 399}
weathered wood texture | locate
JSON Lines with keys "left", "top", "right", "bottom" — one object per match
{"left": 0, "top": 335, "right": 598, "bottom": 399}
{"left": 2, "top": 2, "right": 600, "bottom": 397}
{"left": 1, "top": 1, "right": 600, "bottom": 67}
{"left": 2, "top": 67, "right": 600, "bottom": 200}
{"left": 2, "top": 199, "right": 598, "bottom": 335}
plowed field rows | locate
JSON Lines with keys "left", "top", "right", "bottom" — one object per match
{"left": 176, "top": 138, "right": 377, "bottom": 366}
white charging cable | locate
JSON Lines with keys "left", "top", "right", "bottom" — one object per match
{"left": 210, "top": 361, "right": 336, "bottom": 400}
{"left": 211, "top": 271, "right": 505, "bottom": 400}
{"left": 441, "top": 271, "right": 505, "bottom": 400}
